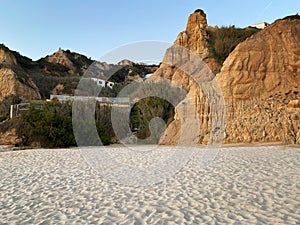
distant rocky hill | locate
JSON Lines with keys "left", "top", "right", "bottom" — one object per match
{"left": 0, "top": 45, "right": 158, "bottom": 100}
{"left": 0, "top": 45, "right": 92, "bottom": 100}
{"left": 38, "top": 48, "right": 93, "bottom": 76}
{"left": 152, "top": 10, "right": 300, "bottom": 145}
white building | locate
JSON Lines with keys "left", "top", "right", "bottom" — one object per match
{"left": 144, "top": 73, "right": 153, "bottom": 80}
{"left": 250, "top": 22, "right": 269, "bottom": 29}
{"left": 91, "top": 78, "right": 114, "bottom": 89}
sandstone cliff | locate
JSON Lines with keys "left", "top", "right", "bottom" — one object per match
{"left": 0, "top": 128, "right": 22, "bottom": 145}
{"left": 217, "top": 15, "right": 300, "bottom": 144}
{"left": 156, "top": 10, "right": 300, "bottom": 145}
{"left": 45, "top": 49, "right": 77, "bottom": 74}
{"left": 40, "top": 49, "right": 93, "bottom": 76}
{"left": 0, "top": 45, "right": 94, "bottom": 100}
{"left": 175, "top": 9, "right": 210, "bottom": 59}
{"left": 151, "top": 10, "right": 225, "bottom": 145}
{"left": 0, "top": 67, "right": 41, "bottom": 101}
{"left": 0, "top": 45, "right": 41, "bottom": 100}
{"left": 0, "top": 46, "right": 17, "bottom": 65}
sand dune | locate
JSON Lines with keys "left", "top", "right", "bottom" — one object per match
{"left": 0, "top": 146, "right": 299, "bottom": 224}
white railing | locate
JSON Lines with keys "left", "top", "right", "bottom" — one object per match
{"left": 10, "top": 103, "right": 30, "bottom": 119}
{"left": 50, "top": 95, "right": 131, "bottom": 105}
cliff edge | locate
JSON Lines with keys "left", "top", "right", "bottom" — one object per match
{"left": 157, "top": 10, "right": 300, "bottom": 145}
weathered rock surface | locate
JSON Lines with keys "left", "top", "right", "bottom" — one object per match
{"left": 156, "top": 10, "right": 300, "bottom": 145}
{"left": 0, "top": 68, "right": 41, "bottom": 101}
{"left": 117, "top": 59, "right": 134, "bottom": 66}
{"left": 0, "top": 128, "right": 22, "bottom": 145}
{"left": 45, "top": 49, "right": 77, "bottom": 74}
{"left": 0, "top": 47, "right": 17, "bottom": 65}
{"left": 217, "top": 17, "right": 300, "bottom": 144}
{"left": 217, "top": 18, "right": 300, "bottom": 99}
{"left": 175, "top": 9, "right": 210, "bottom": 59}
{"left": 51, "top": 84, "right": 65, "bottom": 95}
{"left": 152, "top": 10, "right": 224, "bottom": 145}
{"left": 0, "top": 45, "right": 42, "bottom": 100}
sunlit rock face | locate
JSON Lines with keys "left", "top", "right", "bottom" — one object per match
{"left": 0, "top": 68, "right": 41, "bottom": 101}
{"left": 153, "top": 10, "right": 300, "bottom": 145}
{"left": 217, "top": 17, "right": 300, "bottom": 144}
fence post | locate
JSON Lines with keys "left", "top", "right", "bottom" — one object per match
{"left": 10, "top": 105, "right": 14, "bottom": 119}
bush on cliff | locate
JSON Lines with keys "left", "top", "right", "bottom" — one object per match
{"left": 207, "top": 26, "right": 259, "bottom": 63}
{"left": 130, "top": 97, "right": 175, "bottom": 141}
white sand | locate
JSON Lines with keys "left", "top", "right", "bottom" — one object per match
{"left": 0, "top": 146, "right": 299, "bottom": 224}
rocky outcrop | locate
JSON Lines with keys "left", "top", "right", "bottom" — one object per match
{"left": 0, "top": 47, "right": 17, "bottom": 65}
{"left": 51, "top": 84, "right": 65, "bottom": 95}
{"left": 0, "top": 128, "right": 22, "bottom": 145}
{"left": 41, "top": 49, "right": 93, "bottom": 76}
{"left": 117, "top": 59, "right": 134, "bottom": 66}
{"left": 175, "top": 9, "right": 210, "bottom": 59}
{"left": 0, "top": 45, "right": 161, "bottom": 99}
{"left": 156, "top": 10, "right": 300, "bottom": 145}
{"left": 0, "top": 45, "right": 41, "bottom": 100}
{"left": 45, "top": 49, "right": 77, "bottom": 74}
{"left": 217, "top": 18, "right": 300, "bottom": 99}
{"left": 0, "top": 68, "right": 41, "bottom": 100}
{"left": 151, "top": 10, "right": 217, "bottom": 85}
{"left": 216, "top": 16, "right": 300, "bottom": 144}
{"left": 151, "top": 10, "right": 224, "bottom": 145}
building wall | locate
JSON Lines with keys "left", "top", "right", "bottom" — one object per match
{"left": 250, "top": 22, "right": 269, "bottom": 29}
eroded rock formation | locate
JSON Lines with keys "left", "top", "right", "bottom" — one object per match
{"left": 217, "top": 17, "right": 300, "bottom": 144}
{"left": 45, "top": 49, "right": 77, "bottom": 74}
{"left": 0, "top": 68, "right": 41, "bottom": 101}
{"left": 0, "top": 47, "right": 17, "bottom": 65}
{"left": 0, "top": 45, "right": 41, "bottom": 100}
{"left": 156, "top": 10, "right": 300, "bottom": 145}
{"left": 0, "top": 128, "right": 22, "bottom": 145}
{"left": 152, "top": 10, "right": 224, "bottom": 145}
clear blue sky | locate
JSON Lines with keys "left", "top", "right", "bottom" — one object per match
{"left": 0, "top": 0, "right": 299, "bottom": 61}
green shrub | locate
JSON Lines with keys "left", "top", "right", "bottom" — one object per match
{"left": 130, "top": 97, "right": 175, "bottom": 141}
{"left": 21, "top": 103, "right": 76, "bottom": 148}
{"left": 207, "top": 26, "right": 259, "bottom": 63}
{"left": 21, "top": 101, "right": 112, "bottom": 148}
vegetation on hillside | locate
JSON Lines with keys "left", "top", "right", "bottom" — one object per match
{"left": 207, "top": 26, "right": 259, "bottom": 63}
{"left": 0, "top": 100, "right": 112, "bottom": 148}
{"left": 21, "top": 102, "right": 76, "bottom": 148}
{"left": 280, "top": 14, "right": 300, "bottom": 21}
{"left": 0, "top": 80, "right": 185, "bottom": 147}
{"left": 130, "top": 97, "right": 175, "bottom": 141}
{"left": 0, "top": 44, "right": 35, "bottom": 69}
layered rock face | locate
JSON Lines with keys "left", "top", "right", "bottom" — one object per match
{"left": 0, "top": 46, "right": 41, "bottom": 101}
{"left": 218, "top": 18, "right": 300, "bottom": 99}
{"left": 217, "top": 17, "right": 300, "bottom": 144}
{"left": 0, "top": 48, "right": 17, "bottom": 65}
{"left": 175, "top": 9, "right": 210, "bottom": 59}
{"left": 0, "top": 68, "right": 41, "bottom": 101}
{"left": 156, "top": 11, "right": 300, "bottom": 145}
{"left": 45, "top": 49, "right": 77, "bottom": 74}
{"left": 153, "top": 10, "right": 224, "bottom": 145}
{"left": 0, "top": 128, "right": 22, "bottom": 145}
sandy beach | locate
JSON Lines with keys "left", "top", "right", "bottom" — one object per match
{"left": 0, "top": 145, "right": 299, "bottom": 224}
